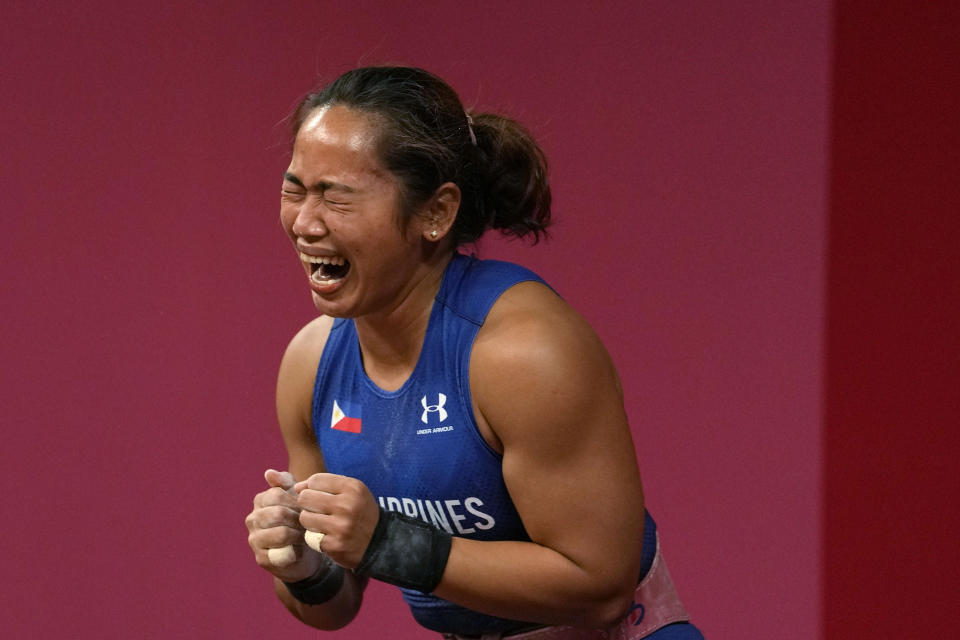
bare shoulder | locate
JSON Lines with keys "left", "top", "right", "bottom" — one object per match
{"left": 473, "top": 281, "right": 621, "bottom": 397}
{"left": 471, "top": 281, "right": 625, "bottom": 450}
{"left": 280, "top": 315, "right": 336, "bottom": 382}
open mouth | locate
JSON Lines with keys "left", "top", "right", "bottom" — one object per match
{"left": 300, "top": 252, "right": 351, "bottom": 284}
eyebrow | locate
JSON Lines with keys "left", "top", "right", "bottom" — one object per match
{"left": 282, "top": 172, "right": 355, "bottom": 193}
{"left": 282, "top": 172, "right": 305, "bottom": 188}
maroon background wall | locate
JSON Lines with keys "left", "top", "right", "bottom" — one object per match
{"left": 825, "top": 2, "right": 960, "bottom": 637}
{"left": 1, "top": 2, "right": 828, "bottom": 638}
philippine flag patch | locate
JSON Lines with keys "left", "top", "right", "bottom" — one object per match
{"left": 331, "top": 399, "right": 362, "bottom": 433}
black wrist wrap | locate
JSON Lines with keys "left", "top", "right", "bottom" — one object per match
{"left": 354, "top": 507, "right": 452, "bottom": 593}
{"left": 283, "top": 557, "right": 345, "bottom": 605}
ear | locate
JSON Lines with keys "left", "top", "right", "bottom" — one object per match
{"left": 419, "top": 182, "right": 461, "bottom": 242}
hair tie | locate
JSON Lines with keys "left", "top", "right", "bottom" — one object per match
{"left": 465, "top": 112, "right": 477, "bottom": 146}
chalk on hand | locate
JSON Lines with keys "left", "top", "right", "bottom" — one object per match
{"left": 304, "top": 530, "right": 325, "bottom": 553}
{"left": 267, "top": 545, "right": 297, "bottom": 567}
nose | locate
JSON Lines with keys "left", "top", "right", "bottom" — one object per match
{"left": 290, "top": 200, "right": 329, "bottom": 239}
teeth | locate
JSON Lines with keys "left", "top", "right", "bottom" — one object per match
{"left": 299, "top": 252, "right": 345, "bottom": 266}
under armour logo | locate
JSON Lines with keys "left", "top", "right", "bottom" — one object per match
{"left": 421, "top": 393, "right": 447, "bottom": 423}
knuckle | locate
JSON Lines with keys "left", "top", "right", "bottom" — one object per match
{"left": 251, "top": 508, "right": 269, "bottom": 530}
{"left": 327, "top": 518, "right": 350, "bottom": 541}
{"left": 253, "top": 506, "right": 286, "bottom": 531}
{"left": 253, "top": 491, "right": 271, "bottom": 509}
{"left": 249, "top": 531, "right": 270, "bottom": 553}
{"left": 299, "top": 490, "right": 327, "bottom": 512}
{"left": 299, "top": 510, "right": 319, "bottom": 529}
{"left": 324, "top": 538, "right": 343, "bottom": 555}
{"left": 340, "top": 498, "right": 364, "bottom": 520}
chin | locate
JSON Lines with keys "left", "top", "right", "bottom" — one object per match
{"left": 311, "top": 292, "right": 355, "bottom": 318}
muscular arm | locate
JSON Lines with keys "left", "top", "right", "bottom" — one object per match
{"left": 432, "top": 282, "right": 645, "bottom": 628}
{"left": 270, "top": 316, "right": 369, "bottom": 629}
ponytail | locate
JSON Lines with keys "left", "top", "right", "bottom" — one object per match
{"left": 456, "top": 112, "right": 551, "bottom": 244}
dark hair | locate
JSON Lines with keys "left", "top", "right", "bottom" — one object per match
{"left": 291, "top": 66, "right": 551, "bottom": 245}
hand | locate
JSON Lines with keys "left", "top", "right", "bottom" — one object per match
{"left": 246, "top": 469, "right": 322, "bottom": 582}
{"left": 295, "top": 473, "right": 380, "bottom": 569}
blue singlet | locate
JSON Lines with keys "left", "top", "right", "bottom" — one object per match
{"left": 312, "top": 254, "right": 659, "bottom": 635}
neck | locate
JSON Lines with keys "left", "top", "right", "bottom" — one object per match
{"left": 353, "top": 252, "right": 454, "bottom": 390}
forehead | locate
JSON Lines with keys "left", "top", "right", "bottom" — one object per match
{"left": 289, "top": 105, "right": 389, "bottom": 182}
